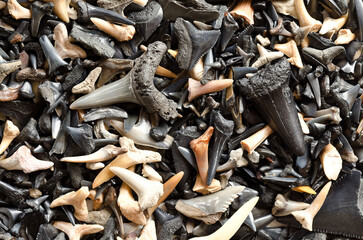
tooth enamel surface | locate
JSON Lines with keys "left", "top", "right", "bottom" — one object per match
{"left": 319, "top": 144, "right": 342, "bottom": 180}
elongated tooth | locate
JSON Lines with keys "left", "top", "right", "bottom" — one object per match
{"left": 230, "top": 0, "right": 254, "bottom": 24}
{"left": 137, "top": 219, "right": 157, "bottom": 240}
{"left": 0, "top": 60, "right": 21, "bottom": 83}
{"left": 193, "top": 174, "right": 221, "bottom": 195}
{"left": 0, "top": 145, "right": 53, "bottom": 173}
{"left": 295, "top": 0, "right": 322, "bottom": 32}
{"left": 43, "top": 0, "right": 69, "bottom": 22}
{"left": 292, "top": 181, "right": 332, "bottom": 231}
{"left": 0, "top": 120, "right": 20, "bottom": 155}
{"left": 298, "top": 113, "right": 310, "bottom": 134}
{"left": 54, "top": 23, "right": 86, "bottom": 60}
{"left": 241, "top": 125, "right": 274, "bottom": 154}
{"left": 190, "top": 197, "right": 259, "bottom": 240}
{"left": 274, "top": 40, "right": 303, "bottom": 69}
{"left": 51, "top": 187, "right": 90, "bottom": 221}
{"left": 92, "top": 137, "right": 161, "bottom": 188}
{"left": 110, "top": 166, "right": 163, "bottom": 211}
{"left": 72, "top": 67, "right": 102, "bottom": 94}
{"left": 272, "top": 194, "right": 310, "bottom": 216}
{"left": 84, "top": 107, "right": 127, "bottom": 122}
{"left": 7, "top": 0, "right": 31, "bottom": 19}
{"left": 188, "top": 78, "right": 233, "bottom": 102}
{"left": 53, "top": 221, "right": 104, "bottom": 240}
{"left": 142, "top": 164, "right": 162, "bottom": 182}
{"left": 39, "top": 35, "right": 69, "bottom": 75}
{"left": 97, "top": 59, "right": 134, "bottom": 87}
{"left": 217, "top": 148, "right": 248, "bottom": 172}
{"left": 91, "top": 17, "right": 136, "bottom": 42}
{"left": 319, "top": 12, "right": 348, "bottom": 35}
{"left": 251, "top": 44, "right": 284, "bottom": 68}
{"left": 319, "top": 144, "right": 342, "bottom": 180}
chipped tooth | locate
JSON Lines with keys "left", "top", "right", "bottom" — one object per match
{"left": 93, "top": 137, "right": 161, "bottom": 188}
{"left": 61, "top": 144, "right": 126, "bottom": 163}
{"left": 271, "top": 0, "right": 298, "bottom": 19}
{"left": 319, "top": 143, "right": 342, "bottom": 180}
{"left": 241, "top": 125, "right": 274, "bottom": 154}
{"left": 0, "top": 60, "right": 22, "bottom": 83}
{"left": 155, "top": 65, "right": 177, "bottom": 79}
{"left": 193, "top": 174, "right": 221, "bottom": 195}
{"left": 298, "top": 113, "right": 310, "bottom": 134}
{"left": 53, "top": 221, "right": 104, "bottom": 240}
{"left": 43, "top": 0, "right": 69, "bottom": 22}
{"left": 0, "top": 120, "right": 20, "bottom": 155}
{"left": 51, "top": 187, "right": 90, "bottom": 221}
{"left": 0, "top": 145, "right": 54, "bottom": 173}
{"left": 137, "top": 219, "right": 157, "bottom": 240}
{"left": 295, "top": 0, "right": 322, "bottom": 32}
{"left": 291, "top": 186, "right": 317, "bottom": 195}
{"left": 142, "top": 164, "right": 162, "bottom": 182}
{"left": 88, "top": 189, "right": 104, "bottom": 211}
{"left": 274, "top": 40, "right": 303, "bottom": 69}
{"left": 7, "top": 0, "right": 31, "bottom": 19}
{"left": 189, "top": 58, "right": 204, "bottom": 81}
{"left": 217, "top": 148, "right": 248, "bottom": 172}
{"left": 230, "top": 0, "right": 254, "bottom": 25}
{"left": 110, "top": 166, "right": 163, "bottom": 211}
{"left": 188, "top": 78, "right": 233, "bottom": 102}
{"left": 189, "top": 197, "right": 259, "bottom": 240}
{"left": 86, "top": 162, "right": 105, "bottom": 170}
{"left": 72, "top": 66, "right": 102, "bottom": 94}
{"left": 319, "top": 12, "right": 348, "bottom": 35}
{"left": 90, "top": 17, "right": 136, "bottom": 42}
{"left": 334, "top": 29, "right": 356, "bottom": 45}
{"left": 252, "top": 44, "right": 284, "bottom": 68}
{"left": 256, "top": 35, "right": 270, "bottom": 47}
{"left": 272, "top": 194, "right": 310, "bottom": 216}
{"left": 291, "top": 181, "right": 332, "bottom": 231}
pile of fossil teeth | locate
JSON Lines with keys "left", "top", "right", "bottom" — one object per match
{"left": 1, "top": 0, "right": 363, "bottom": 239}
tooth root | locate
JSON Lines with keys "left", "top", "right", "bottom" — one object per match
{"left": 230, "top": 0, "right": 254, "bottom": 24}
{"left": 7, "top": 0, "right": 31, "bottom": 19}
{"left": 188, "top": 78, "right": 233, "bottom": 102}
{"left": 97, "top": 59, "right": 134, "bottom": 87}
{"left": 252, "top": 44, "right": 284, "bottom": 68}
{"left": 241, "top": 125, "right": 274, "bottom": 154}
{"left": 53, "top": 221, "right": 104, "bottom": 240}
{"left": 272, "top": 194, "right": 311, "bottom": 216}
{"left": 319, "top": 144, "right": 342, "bottom": 180}
{"left": 295, "top": 0, "right": 322, "bottom": 32}
{"left": 0, "top": 120, "right": 20, "bottom": 155}
{"left": 44, "top": 0, "right": 69, "bottom": 22}
{"left": 319, "top": 12, "right": 348, "bottom": 35}
{"left": 274, "top": 40, "right": 303, "bottom": 69}
{"left": 90, "top": 17, "right": 136, "bottom": 42}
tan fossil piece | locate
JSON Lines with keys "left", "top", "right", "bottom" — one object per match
{"left": 319, "top": 12, "right": 348, "bottom": 35}
{"left": 142, "top": 164, "right": 162, "bottom": 182}
{"left": 241, "top": 125, "right": 274, "bottom": 154}
{"left": 53, "top": 221, "right": 104, "bottom": 240}
{"left": 251, "top": 44, "right": 284, "bottom": 68}
{"left": 189, "top": 58, "right": 204, "bottom": 81}
{"left": 188, "top": 78, "right": 233, "bottom": 102}
{"left": 0, "top": 120, "right": 20, "bottom": 155}
{"left": 168, "top": 49, "right": 178, "bottom": 58}
{"left": 97, "top": 58, "right": 134, "bottom": 87}
{"left": 230, "top": 0, "right": 254, "bottom": 25}
{"left": 133, "top": 0, "right": 147, "bottom": 7}
{"left": 86, "top": 162, "right": 105, "bottom": 170}
{"left": 92, "top": 137, "right": 161, "bottom": 188}
{"left": 51, "top": 186, "right": 90, "bottom": 221}
{"left": 291, "top": 181, "right": 332, "bottom": 231}
{"left": 217, "top": 148, "right": 248, "bottom": 172}
{"left": 0, "top": 145, "right": 54, "bottom": 173}
{"left": 319, "top": 144, "right": 342, "bottom": 180}
{"left": 68, "top": 6, "right": 77, "bottom": 20}
{"left": 0, "top": 60, "right": 22, "bottom": 83}
{"left": 274, "top": 39, "right": 303, "bottom": 69}
{"left": 110, "top": 166, "right": 163, "bottom": 211}
{"left": 270, "top": 0, "right": 297, "bottom": 19}
{"left": 256, "top": 35, "right": 270, "bottom": 47}
{"left": 88, "top": 189, "right": 104, "bottom": 211}
{"left": 193, "top": 174, "right": 221, "bottom": 195}
{"left": 136, "top": 219, "right": 157, "bottom": 240}
{"left": 295, "top": 0, "right": 322, "bottom": 32}
{"left": 44, "top": 0, "right": 69, "bottom": 22}
{"left": 334, "top": 29, "right": 356, "bottom": 45}
{"left": 72, "top": 67, "right": 102, "bottom": 94}
{"left": 298, "top": 113, "right": 310, "bottom": 134}
{"left": 7, "top": 0, "right": 31, "bottom": 19}
{"left": 61, "top": 144, "right": 126, "bottom": 163}
{"left": 272, "top": 194, "right": 310, "bottom": 216}
{"left": 54, "top": 23, "right": 87, "bottom": 59}
{"left": 91, "top": 17, "right": 136, "bottom": 42}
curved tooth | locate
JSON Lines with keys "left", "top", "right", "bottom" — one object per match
{"left": 319, "top": 143, "right": 342, "bottom": 180}
{"left": 241, "top": 125, "right": 274, "bottom": 154}
{"left": 295, "top": 0, "right": 322, "bottom": 32}
{"left": 54, "top": 23, "right": 86, "bottom": 60}
{"left": 0, "top": 60, "right": 22, "bottom": 83}
{"left": 142, "top": 164, "right": 162, "bottom": 182}
{"left": 188, "top": 78, "right": 233, "bottom": 102}
{"left": 91, "top": 17, "right": 136, "bottom": 42}
{"left": 190, "top": 197, "right": 259, "bottom": 240}
{"left": 137, "top": 219, "right": 157, "bottom": 240}
{"left": 72, "top": 67, "right": 102, "bottom": 94}
{"left": 217, "top": 148, "right": 248, "bottom": 172}
{"left": 53, "top": 221, "right": 104, "bottom": 240}
{"left": 51, "top": 187, "right": 90, "bottom": 221}
{"left": 7, "top": 0, "right": 31, "bottom": 19}
{"left": 92, "top": 137, "right": 162, "bottom": 188}
{"left": 319, "top": 12, "right": 348, "bottom": 35}
{"left": 43, "top": 0, "right": 69, "bottom": 22}
{"left": 110, "top": 166, "right": 163, "bottom": 211}
{"left": 230, "top": 0, "right": 254, "bottom": 24}
{"left": 0, "top": 145, "right": 53, "bottom": 173}
{"left": 274, "top": 40, "right": 303, "bottom": 69}
{"left": 0, "top": 120, "right": 20, "bottom": 155}
{"left": 272, "top": 194, "right": 310, "bottom": 216}
{"left": 291, "top": 181, "right": 332, "bottom": 231}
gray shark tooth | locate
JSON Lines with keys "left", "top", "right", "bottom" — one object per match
{"left": 175, "top": 186, "right": 245, "bottom": 224}
{"left": 30, "top": 1, "right": 54, "bottom": 37}
{"left": 302, "top": 46, "right": 346, "bottom": 66}
{"left": 83, "top": 107, "right": 128, "bottom": 122}
{"left": 220, "top": 13, "right": 239, "bottom": 52}
{"left": 339, "top": 84, "right": 361, "bottom": 110}
{"left": 174, "top": 18, "right": 220, "bottom": 71}
{"left": 39, "top": 35, "right": 69, "bottom": 75}
{"left": 67, "top": 124, "right": 95, "bottom": 154}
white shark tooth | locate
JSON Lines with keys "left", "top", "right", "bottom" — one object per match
{"left": 319, "top": 143, "right": 342, "bottom": 180}
{"left": 60, "top": 144, "right": 126, "bottom": 163}
{"left": 136, "top": 219, "right": 157, "bottom": 240}
{"left": 217, "top": 148, "right": 248, "bottom": 172}
{"left": 7, "top": 0, "right": 31, "bottom": 19}
{"left": 110, "top": 166, "right": 163, "bottom": 211}
{"left": 272, "top": 194, "right": 310, "bottom": 216}
{"left": 0, "top": 145, "right": 54, "bottom": 173}
{"left": 53, "top": 221, "right": 104, "bottom": 240}
{"left": 72, "top": 67, "right": 102, "bottom": 94}
{"left": 86, "top": 162, "right": 105, "bottom": 170}
{"left": 0, "top": 120, "right": 20, "bottom": 155}
{"left": 189, "top": 197, "right": 259, "bottom": 240}
{"left": 319, "top": 12, "right": 348, "bottom": 35}
{"left": 176, "top": 186, "right": 245, "bottom": 225}
{"left": 142, "top": 164, "right": 162, "bottom": 182}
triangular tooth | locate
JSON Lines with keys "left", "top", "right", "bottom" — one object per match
{"left": 230, "top": 0, "right": 254, "bottom": 24}
{"left": 0, "top": 60, "right": 22, "bottom": 83}
{"left": 97, "top": 59, "right": 133, "bottom": 87}
{"left": 319, "top": 12, "right": 348, "bottom": 35}
{"left": 274, "top": 40, "right": 303, "bottom": 69}
{"left": 66, "top": 124, "right": 95, "bottom": 154}
{"left": 339, "top": 84, "right": 360, "bottom": 110}
{"left": 154, "top": 208, "right": 183, "bottom": 239}
{"left": 220, "top": 13, "right": 239, "bottom": 51}
{"left": 30, "top": 1, "right": 54, "bottom": 37}
{"left": 39, "top": 35, "right": 69, "bottom": 75}
{"left": 7, "top": 0, "right": 31, "bottom": 20}
{"left": 188, "top": 78, "right": 233, "bottom": 102}
{"left": 137, "top": 219, "right": 157, "bottom": 240}
{"left": 295, "top": 0, "right": 322, "bottom": 32}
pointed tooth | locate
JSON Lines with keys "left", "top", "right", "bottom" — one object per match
{"left": 230, "top": 0, "right": 254, "bottom": 24}
{"left": 67, "top": 124, "right": 95, "bottom": 154}
{"left": 97, "top": 59, "right": 133, "bottom": 87}
{"left": 274, "top": 40, "right": 303, "bottom": 69}
{"left": 137, "top": 219, "right": 157, "bottom": 240}
{"left": 241, "top": 125, "right": 274, "bottom": 154}
{"left": 142, "top": 164, "right": 162, "bottom": 182}
{"left": 0, "top": 120, "right": 20, "bottom": 155}
{"left": 339, "top": 84, "right": 360, "bottom": 110}
{"left": 43, "top": 0, "right": 69, "bottom": 22}
{"left": 153, "top": 208, "right": 183, "bottom": 239}
{"left": 177, "top": 146, "right": 197, "bottom": 170}
{"left": 272, "top": 194, "right": 310, "bottom": 216}
{"left": 252, "top": 44, "right": 284, "bottom": 69}
{"left": 319, "top": 12, "right": 348, "bottom": 35}
{"left": 188, "top": 78, "right": 233, "bottom": 102}
{"left": 39, "top": 35, "right": 69, "bottom": 75}
{"left": 72, "top": 67, "right": 102, "bottom": 94}
{"left": 30, "top": 1, "right": 54, "bottom": 37}
{"left": 295, "top": 0, "right": 322, "bottom": 32}
{"left": 0, "top": 60, "right": 21, "bottom": 83}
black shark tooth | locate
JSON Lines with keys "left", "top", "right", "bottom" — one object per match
{"left": 30, "top": 1, "right": 54, "bottom": 37}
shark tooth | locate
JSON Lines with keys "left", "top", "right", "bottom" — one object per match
{"left": 72, "top": 67, "right": 102, "bottom": 94}
{"left": 319, "top": 143, "right": 342, "bottom": 180}
{"left": 302, "top": 46, "right": 346, "bottom": 66}
{"left": 0, "top": 60, "right": 21, "bottom": 83}
{"left": 220, "top": 13, "right": 239, "bottom": 51}
{"left": 67, "top": 124, "right": 95, "bottom": 154}
{"left": 251, "top": 44, "right": 284, "bottom": 69}
{"left": 53, "top": 221, "right": 104, "bottom": 240}
{"left": 7, "top": 0, "right": 31, "bottom": 19}
{"left": 39, "top": 35, "right": 69, "bottom": 75}
{"left": 319, "top": 12, "right": 348, "bottom": 35}
{"left": 154, "top": 208, "right": 183, "bottom": 240}
{"left": 272, "top": 194, "right": 310, "bottom": 216}
{"left": 30, "top": 1, "right": 54, "bottom": 37}
{"left": 0, "top": 120, "right": 20, "bottom": 155}
{"left": 142, "top": 164, "right": 162, "bottom": 182}
{"left": 91, "top": 17, "right": 136, "bottom": 42}
{"left": 92, "top": 136, "right": 161, "bottom": 188}
{"left": 43, "top": 0, "right": 69, "bottom": 22}
{"left": 217, "top": 148, "right": 248, "bottom": 172}
{"left": 88, "top": 190, "right": 104, "bottom": 211}
{"left": 270, "top": 0, "right": 298, "bottom": 19}
{"left": 137, "top": 219, "right": 157, "bottom": 240}
{"left": 334, "top": 29, "right": 356, "bottom": 45}
{"left": 295, "top": 0, "right": 322, "bottom": 32}
{"left": 274, "top": 40, "right": 303, "bottom": 69}
{"left": 83, "top": 106, "right": 127, "bottom": 122}
{"left": 110, "top": 166, "right": 163, "bottom": 211}
{"left": 321, "top": 0, "right": 348, "bottom": 18}
{"left": 240, "top": 125, "right": 274, "bottom": 154}
{"left": 193, "top": 174, "right": 221, "bottom": 195}
{"left": 97, "top": 59, "right": 134, "bottom": 87}
{"left": 230, "top": 0, "right": 254, "bottom": 24}
{"left": 188, "top": 78, "right": 233, "bottom": 102}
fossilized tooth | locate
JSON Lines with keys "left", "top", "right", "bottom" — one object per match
{"left": 0, "top": 207, "right": 22, "bottom": 229}
{"left": 91, "top": 17, "right": 136, "bottom": 42}
{"left": 0, "top": 120, "right": 19, "bottom": 155}
{"left": 319, "top": 144, "right": 342, "bottom": 180}
{"left": 339, "top": 84, "right": 360, "bottom": 110}
{"left": 88, "top": 190, "right": 104, "bottom": 210}
{"left": 290, "top": 22, "right": 312, "bottom": 46}
{"left": 190, "top": 126, "right": 213, "bottom": 187}
{"left": 51, "top": 186, "right": 90, "bottom": 221}
{"left": 189, "top": 58, "right": 204, "bottom": 81}
{"left": 83, "top": 106, "right": 127, "bottom": 122}
{"left": 256, "top": 35, "right": 270, "bottom": 47}
{"left": 341, "top": 60, "right": 357, "bottom": 74}
{"left": 0, "top": 180, "right": 28, "bottom": 205}
{"left": 0, "top": 60, "right": 21, "bottom": 83}
{"left": 306, "top": 72, "right": 321, "bottom": 108}
{"left": 190, "top": 197, "right": 259, "bottom": 240}
{"left": 72, "top": 67, "right": 102, "bottom": 94}
{"left": 7, "top": 0, "right": 31, "bottom": 19}
{"left": 272, "top": 194, "right": 310, "bottom": 217}
{"left": 176, "top": 186, "right": 245, "bottom": 225}
{"left": 201, "top": 96, "right": 220, "bottom": 117}
{"left": 155, "top": 66, "right": 177, "bottom": 79}
{"left": 54, "top": 23, "right": 87, "bottom": 60}
{"left": 153, "top": 208, "right": 183, "bottom": 240}
{"left": 97, "top": 59, "right": 134, "bottom": 87}
{"left": 142, "top": 164, "right": 162, "bottom": 182}
{"left": 67, "top": 124, "right": 95, "bottom": 154}
{"left": 137, "top": 219, "right": 157, "bottom": 240}
{"left": 295, "top": 0, "right": 322, "bottom": 32}
{"left": 174, "top": 18, "right": 220, "bottom": 71}
{"left": 93, "top": 137, "right": 161, "bottom": 188}
{"left": 42, "top": 0, "right": 69, "bottom": 22}
{"left": 240, "top": 125, "right": 274, "bottom": 154}
{"left": 16, "top": 67, "right": 47, "bottom": 82}
{"left": 19, "top": 81, "right": 34, "bottom": 99}
{"left": 338, "top": 134, "right": 358, "bottom": 163}
{"left": 94, "top": 119, "right": 119, "bottom": 140}
{"left": 321, "top": 0, "right": 348, "bottom": 18}
{"left": 270, "top": 0, "right": 297, "bottom": 18}
{"left": 356, "top": 0, "right": 363, "bottom": 41}
{"left": 30, "top": 1, "right": 54, "bottom": 37}
{"left": 70, "top": 42, "right": 178, "bottom": 121}
{"left": 188, "top": 78, "right": 233, "bottom": 102}
{"left": 302, "top": 46, "right": 346, "bottom": 66}
{"left": 232, "top": 67, "right": 258, "bottom": 80}
{"left": 319, "top": 12, "right": 348, "bottom": 35}
{"left": 53, "top": 221, "right": 104, "bottom": 240}
{"left": 230, "top": 0, "right": 254, "bottom": 24}
{"left": 39, "top": 35, "right": 69, "bottom": 75}
{"left": 110, "top": 166, "right": 163, "bottom": 211}
{"left": 8, "top": 21, "right": 31, "bottom": 44}
{"left": 183, "top": 102, "right": 201, "bottom": 117}
{"left": 77, "top": 1, "right": 134, "bottom": 25}
{"left": 217, "top": 148, "right": 248, "bottom": 172}
{"left": 274, "top": 40, "right": 303, "bottom": 69}
{"left": 251, "top": 44, "right": 284, "bottom": 69}
{"left": 193, "top": 174, "right": 221, "bottom": 195}
{"left": 220, "top": 13, "right": 239, "bottom": 52}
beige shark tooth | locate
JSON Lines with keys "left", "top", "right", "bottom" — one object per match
{"left": 60, "top": 144, "right": 126, "bottom": 163}
{"left": 271, "top": 0, "right": 298, "bottom": 19}
{"left": 272, "top": 194, "right": 310, "bottom": 216}
{"left": 189, "top": 197, "right": 259, "bottom": 240}
{"left": 91, "top": 17, "right": 136, "bottom": 42}
{"left": 241, "top": 125, "right": 274, "bottom": 154}
{"left": 251, "top": 44, "right": 284, "bottom": 68}
{"left": 0, "top": 60, "right": 22, "bottom": 83}
{"left": 295, "top": 0, "right": 322, "bottom": 32}
{"left": 274, "top": 39, "right": 303, "bottom": 69}
{"left": 319, "top": 144, "right": 342, "bottom": 180}
{"left": 88, "top": 189, "right": 104, "bottom": 211}
{"left": 334, "top": 29, "right": 356, "bottom": 45}
{"left": 133, "top": 0, "right": 147, "bottom": 7}
{"left": 230, "top": 0, "right": 254, "bottom": 25}
{"left": 193, "top": 174, "right": 221, "bottom": 195}
{"left": 142, "top": 164, "right": 162, "bottom": 182}
{"left": 110, "top": 166, "right": 163, "bottom": 211}
{"left": 86, "top": 162, "right": 105, "bottom": 170}
{"left": 0, "top": 145, "right": 54, "bottom": 173}
{"left": 291, "top": 181, "right": 332, "bottom": 231}
{"left": 51, "top": 186, "right": 90, "bottom": 221}
{"left": 217, "top": 148, "right": 248, "bottom": 172}
{"left": 7, "top": 0, "right": 31, "bottom": 19}
{"left": 136, "top": 219, "right": 157, "bottom": 240}
{"left": 188, "top": 78, "right": 233, "bottom": 102}
{"left": 97, "top": 59, "right": 134, "bottom": 87}
{"left": 53, "top": 221, "right": 104, "bottom": 240}
{"left": 189, "top": 58, "right": 204, "bottom": 81}
{"left": 0, "top": 120, "right": 20, "bottom": 155}
{"left": 44, "top": 0, "right": 69, "bottom": 22}
{"left": 72, "top": 67, "right": 102, "bottom": 94}
{"left": 54, "top": 23, "right": 87, "bottom": 60}
{"left": 256, "top": 35, "right": 270, "bottom": 47}
{"left": 176, "top": 186, "right": 245, "bottom": 225}
{"left": 92, "top": 137, "right": 162, "bottom": 188}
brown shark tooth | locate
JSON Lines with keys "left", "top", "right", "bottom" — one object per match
{"left": 72, "top": 67, "right": 102, "bottom": 94}
{"left": 241, "top": 125, "right": 274, "bottom": 154}
{"left": 176, "top": 186, "right": 245, "bottom": 225}
{"left": 88, "top": 190, "right": 104, "bottom": 211}
{"left": 7, "top": 0, "right": 31, "bottom": 19}
{"left": 188, "top": 78, "right": 233, "bottom": 102}
{"left": 0, "top": 120, "right": 20, "bottom": 155}
{"left": 274, "top": 39, "right": 303, "bottom": 69}
{"left": 334, "top": 29, "right": 356, "bottom": 45}
{"left": 92, "top": 137, "right": 161, "bottom": 188}
{"left": 319, "top": 143, "right": 342, "bottom": 180}
{"left": 272, "top": 194, "right": 310, "bottom": 216}
{"left": 90, "top": 17, "right": 136, "bottom": 42}
{"left": 0, "top": 60, "right": 22, "bottom": 83}
{"left": 295, "top": 0, "right": 322, "bottom": 32}
{"left": 230, "top": 0, "right": 254, "bottom": 25}
{"left": 319, "top": 12, "right": 348, "bottom": 35}
{"left": 110, "top": 166, "right": 163, "bottom": 211}
{"left": 193, "top": 174, "right": 221, "bottom": 195}
{"left": 97, "top": 59, "right": 134, "bottom": 87}
{"left": 291, "top": 181, "right": 332, "bottom": 231}
{"left": 142, "top": 164, "right": 162, "bottom": 182}
{"left": 217, "top": 148, "right": 248, "bottom": 172}
{"left": 51, "top": 186, "right": 90, "bottom": 221}
{"left": 43, "top": 0, "right": 69, "bottom": 22}
{"left": 53, "top": 221, "right": 104, "bottom": 240}
{"left": 251, "top": 44, "right": 284, "bottom": 68}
